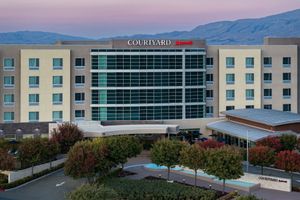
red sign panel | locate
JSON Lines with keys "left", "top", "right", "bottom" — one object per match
{"left": 175, "top": 40, "right": 193, "bottom": 45}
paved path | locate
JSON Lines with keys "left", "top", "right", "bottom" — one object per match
{"left": 0, "top": 169, "right": 85, "bottom": 200}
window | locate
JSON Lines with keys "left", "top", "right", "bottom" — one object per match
{"left": 52, "top": 93, "right": 63, "bottom": 105}
{"left": 29, "top": 94, "right": 39, "bottom": 105}
{"left": 75, "top": 110, "right": 85, "bottom": 120}
{"left": 75, "top": 76, "right": 85, "bottom": 87}
{"left": 264, "top": 73, "right": 272, "bottom": 83}
{"left": 226, "top": 106, "right": 235, "bottom": 111}
{"left": 245, "top": 73, "right": 254, "bottom": 84}
{"left": 206, "top": 106, "right": 213, "bottom": 117}
{"left": 29, "top": 58, "right": 39, "bottom": 70}
{"left": 226, "top": 57, "right": 235, "bottom": 68}
{"left": 283, "top": 73, "right": 291, "bottom": 83}
{"left": 283, "top": 57, "right": 291, "bottom": 67}
{"left": 29, "top": 112, "right": 39, "bottom": 122}
{"left": 4, "top": 76, "right": 14, "bottom": 88}
{"left": 283, "top": 88, "right": 291, "bottom": 99}
{"left": 246, "top": 57, "right": 254, "bottom": 68}
{"left": 75, "top": 58, "right": 85, "bottom": 69}
{"left": 3, "top": 58, "right": 15, "bottom": 70}
{"left": 264, "top": 104, "right": 272, "bottom": 110}
{"left": 206, "top": 90, "right": 213, "bottom": 100}
{"left": 226, "top": 90, "right": 235, "bottom": 101}
{"left": 3, "top": 94, "right": 14, "bottom": 106}
{"left": 226, "top": 74, "right": 235, "bottom": 84}
{"left": 29, "top": 76, "right": 39, "bottom": 88}
{"left": 264, "top": 89, "right": 272, "bottom": 99}
{"left": 206, "top": 57, "right": 213, "bottom": 68}
{"left": 52, "top": 111, "right": 63, "bottom": 122}
{"left": 75, "top": 93, "right": 85, "bottom": 104}
{"left": 283, "top": 104, "right": 291, "bottom": 112}
{"left": 53, "top": 58, "right": 63, "bottom": 70}
{"left": 264, "top": 57, "right": 272, "bottom": 67}
{"left": 3, "top": 112, "right": 14, "bottom": 122}
{"left": 53, "top": 76, "right": 63, "bottom": 87}
{"left": 206, "top": 74, "right": 213, "bottom": 84}
{"left": 246, "top": 89, "right": 254, "bottom": 100}
{"left": 246, "top": 105, "right": 254, "bottom": 109}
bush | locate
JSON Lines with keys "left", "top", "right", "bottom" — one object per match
{"left": 0, "top": 173, "right": 8, "bottom": 184}
{"left": 0, "top": 148, "right": 16, "bottom": 170}
{"left": 236, "top": 194, "right": 261, "bottom": 200}
{"left": 67, "top": 184, "right": 119, "bottom": 200}
{"left": 50, "top": 122, "right": 84, "bottom": 153}
{"left": 280, "top": 134, "right": 297, "bottom": 151}
{"left": 103, "top": 178, "right": 217, "bottom": 200}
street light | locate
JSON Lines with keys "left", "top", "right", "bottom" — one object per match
{"left": 246, "top": 130, "right": 249, "bottom": 172}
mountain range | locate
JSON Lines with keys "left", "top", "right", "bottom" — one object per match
{"left": 1, "top": 9, "right": 300, "bottom": 45}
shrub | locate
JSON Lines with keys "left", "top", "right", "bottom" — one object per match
{"left": 249, "top": 146, "right": 275, "bottom": 175}
{"left": 103, "top": 178, "right": 217, "bottom": 200}
{"left": 50, "top": 122, "right": 84, "bottom": 153}
{"left": 256, "top": 136, "right": 282, "bottom": 152}
{"left": 0, "top": 173, "right": 8, "bottom": 184}
{"left": 197, "top": 139, "right": 224, "bottom": 149}
{"left": 279, "top": 134, "right": 297, "bottom": 151}
{"left": 236, "top": 194, "right": 261, "bottom": 200}
{"left": 67, "top": 184, "right": 119, "bottom": 200}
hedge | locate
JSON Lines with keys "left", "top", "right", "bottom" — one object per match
{"left": 102, "top": 178, "right": 217, "bottom": 200}
{"left": 0, "top": 163, "right": 64, "bottom": 190}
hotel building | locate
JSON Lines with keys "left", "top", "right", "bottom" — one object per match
{"left": 0, "top": 38, "right": 299, "bottom": 124}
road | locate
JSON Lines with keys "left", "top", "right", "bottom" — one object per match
{"left": 0, "top": 169, "right": 85, "bottom": 200}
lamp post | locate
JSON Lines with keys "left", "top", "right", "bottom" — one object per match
{"left": 246, "top": 130, "right": 249, "bottom": 172}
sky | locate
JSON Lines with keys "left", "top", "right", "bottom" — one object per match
{"left": 0, "top": 0, "right": 300, "bottom": 38}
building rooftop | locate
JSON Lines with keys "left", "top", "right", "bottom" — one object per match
{"left": 206, "top": 120, "right": 280, "bottom": 142}
{"left": 223, "top": 109, "right": 300, "bottom": 126}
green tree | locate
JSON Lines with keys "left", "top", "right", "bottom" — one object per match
{"left": 180, "top": 144, "right": 206, "bottom": 186}
{"left": 205, "top": 146, "right": 243, "bottom": 194}
{"left": 64, "top": 140, "right": 111, "bottom": 182}
{"left": 67, "top": 184, "right": 119, "bottom": 200}
{"left": 280, "top": 134, "right": 297, "bottom": 151}
{"left": 50, "top": 122, "right": 84, "bottom": 153}
{"left": 249, "top": 146, "right": 275, "bottom": 175}
{"left": 102, "top": 136, "right": 142, "bottom": 169}
{"left": 150, "top": 139, "right": 185, "bottom": 180}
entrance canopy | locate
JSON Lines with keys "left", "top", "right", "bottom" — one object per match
{"left": 207, "top": 120, "right": 281, "bottom": 142}
{"left": 74, "top": 121, "right": 180, "bottom": 137}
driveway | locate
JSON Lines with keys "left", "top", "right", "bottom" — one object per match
{"left": 0, "top": 169, "right": 85, "bottom": 200}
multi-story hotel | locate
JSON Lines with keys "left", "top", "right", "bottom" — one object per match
{"left": 0, "top": 38, "right": 299, "bottom": 124}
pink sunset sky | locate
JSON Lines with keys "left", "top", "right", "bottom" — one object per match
{"left": 0, "top": 0, "right": 300, "bottom": 38}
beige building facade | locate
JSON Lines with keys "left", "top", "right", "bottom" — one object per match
{"left": 0, "top": 38, "right": 299, "bottom": 123}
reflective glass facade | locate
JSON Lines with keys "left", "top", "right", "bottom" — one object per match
{"left": 91, "top": 49, "right": 206, "bottom": 121}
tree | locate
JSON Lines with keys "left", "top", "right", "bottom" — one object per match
{"left": 297, "top": 137, "right": 300, "bottom": 151}
{"left": 0, "top": 149, "right": 15, "bottom": 170}
{"left": 275, "top": 150, "right": 300, "bottom": 180}
{"left": 150, "top": 139, "right": 185, "bottom": 180}
{"left": 279, "top": 134, "right": 297, "bottom": 151}
{"left": 197, "top": 139, "right": 224, "bottom": 149}
{"left": 249, "top": 146, "right": 275, "bottom": 175}
{"left": 102, "top": 136, "right": 142, "bottom": 169}
{"left": 256, "top": 136, "right": 282, "bottom": 152}
{"left": 205, "top": 146, "right": 243, "bottom": 194}
{"left": 64, "top": 140, "right": 111, "bottom": 182}
{"left": 50, "top": 122, "right": 84, "bottom": 153}
{"left": 180, "top": 144, "right": 206, "bottom": 186}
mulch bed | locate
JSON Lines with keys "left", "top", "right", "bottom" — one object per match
{"left": 144, "top": 176, "right": 226, "bottom": 198}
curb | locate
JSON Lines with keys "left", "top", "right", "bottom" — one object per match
{"left": 1, "top": 168, "right": 64, "bottom": 192}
